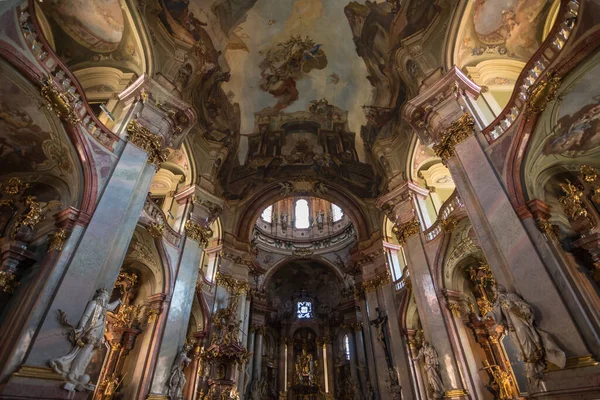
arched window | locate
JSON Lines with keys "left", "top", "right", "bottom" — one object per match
{"left": 332, "top": 204, "right": 344, "bottom": 222}
{"left": 295, "top": 199, "right": 310, "bottom": 228}
{"left": 344, "top": 334, "right": 351, "bottom": 360}
{"left": 261, "top": 205, "right": 273, "bottom": 223}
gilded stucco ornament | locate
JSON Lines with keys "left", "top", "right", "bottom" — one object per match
{"left": 184, "top": 219, "right": 213, "bottom": 246}
{"left": 362, "top": 270, "right": 391, "bottom": 293}
{"left": 580, "top": 165, "right": 598, "bottom": 183}
{"left": 558, "top": 180, "right": 588, "bottom": 221}
{"left": 1, "top": 177, "right": 30, "bottom": 196}
{"left": 392, "top": 218, "right": 421, "bottom": 244}
{"left": 481, "top": 361, "right": 514, "bottom": 400}
{"left": 147, "top": 221, "right": 164, "bottom": 239}
{"left": 48, "top": 229, "right": 69, "bottom": 252}
{"left": 126, "top": 120, "right": 169, "bottom": 168}
{"left": 12, "top": 196, "right": 46, "bottom": 239}
{"left": 40, "top": 76, "right": 81, "bottom": 125}
{"left": 536, "top": 219, "right": 559, "bottom": 241}
{"left": 525, "top": 74, "right": 562, "bottom": 117}
{"left": 432, "top": 113, "right": 475, "bottom": 165}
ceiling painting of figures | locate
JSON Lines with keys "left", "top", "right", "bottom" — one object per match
{"left": 455, "top": 0, "right": 558, "bottom": 69}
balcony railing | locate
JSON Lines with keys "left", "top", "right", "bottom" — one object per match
{"left": 18, "top": 1, "right": 120, "bottom": 151}
{"left": 423, "top": 190, "right": 464, "bottom": 242}
{"left": 483, "top": 0, "right": 579, "bottom": 142}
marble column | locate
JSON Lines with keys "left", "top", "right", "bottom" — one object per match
{"left": 147, "top": 220, "right": 204, "bottom": 396}
{"left": 381, "top": 283, "right": 416, "bottom": 400}
{"left": 352, "top": 324, "right": 368, "bottom": 396}
{"left": 1, "top": 141, "right": 156, "bottom": 396}
{"left": 364, "top": 289, "right": 391, "bottom": 399}
{"left": 324, "top": 339, "right": 334, "bottom": 395}
{"left": 403, "top": 66, "right": 600, "bottom": 396}
{"left": 245, "top": 328, "right": 256, "bottom": 397}
{"left": 404, "top": 233, "right": 467, "bottom": 397}
{"left": 253, "top": 326, "right": 264, "bottom": 380}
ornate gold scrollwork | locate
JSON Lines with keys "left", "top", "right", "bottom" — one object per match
{"left": 40, "top": 76, "right": 81, "bottom": 125}
{"left": 536, "top": 219, "right": 559, "bottom": 241}
{"left": 126, "top": 120, "right": 169, "bottom": 168}
{"left": 215, "top": 272, "right": 249, "bottom": 295}
{"left": 184, "top": 219, "right": 213, "bottom": 246}
{"left": 12, "top": 196, "right": 45, "bottom": 239}
{"left": 580, "top": 165, "right": 598, "bottom": 183}
{"left": 361, "top": 270, "right": 391, "bottom": 294}
{"left": 392, "top": 218, "right": 421, "bottom": 244}
{"left": 525, "top": 74, "right": 562, "bottom": 117}
{"left": 147, "top": 222, "right": 164, "bottom": 239}
{"left": 1, "top": 177, "right": 29, "bottom": 196}
{"left": 432, "top": 113, "right": 475, "bottom": 165}
{"left": 481, "top": 361, "right": 513, "bottom": 400}
{"left": 558, "top": 180, "right": 588, "bottom": 221}
{"left": 47, "top": 228, "right": 69, "bottom": 252}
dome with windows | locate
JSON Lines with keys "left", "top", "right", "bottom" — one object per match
{"left": 253, "top": 196, "right": 355, "bottom": 254}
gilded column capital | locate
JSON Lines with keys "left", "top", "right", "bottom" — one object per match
{"left": 392, "top": 218, "right": 421, "bottom": 244}
{"left": 361, "top": 270, "right": 391, "bottom": 294}
{"left": 432, "top": 113, "right": 475, "bottom": 165}
{"left": 184, "top": 219, "right": 213, "bottom": 246}
{"left": 126, "top": 120, "right": 169, "bottom": 168}
{"left": 215, "top": 272, "right": 249, "bottom": 295}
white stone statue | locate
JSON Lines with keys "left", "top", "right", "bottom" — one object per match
{"left": 168, "top": 343, "right": 192, "bottom": 400}
{"left": 50, "top": 288, "right": 121, "bottom": 391}
{"left": 414, "top": 341, "right": 444, "bottom": 399}
{"left": 487, "top": 285, "right": 565, "bottom": 386}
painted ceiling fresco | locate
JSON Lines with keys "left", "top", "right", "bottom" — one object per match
{"left": 543, "top": 63, "right": 600, "bottom": 157}
{"left": 39, "top": 0, "right": 144, "bottom": 74}
{"left": 455, "top": 0, "right": 557, "bottom": 68}
{"left": 216, "top": 0, "right": 372, "bottom": 144}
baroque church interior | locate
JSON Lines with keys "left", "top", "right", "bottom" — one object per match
{"left": 1, "top": 0, "right": 600, "bottom": 399}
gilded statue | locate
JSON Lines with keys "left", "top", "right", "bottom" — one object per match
{"left": 414, "top": 341, "right": 444, "bottom": 399}
{"left": 168, "top": 343, "right": 193, "bottom": 400}
{"left": 481, "top": 361, "right": 514, "bottom": 400}
{"left": 295, "top": 347, "right": 317, "bottom": 386}
{"left": 50, "top": 288, "right": 121, "bottom": 391}
{"left": 487, "top": 285, "right": 565, "bottom": 387}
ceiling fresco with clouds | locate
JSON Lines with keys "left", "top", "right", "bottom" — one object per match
{"left": 219, "top": 0, "right": 372, "bottom": 155}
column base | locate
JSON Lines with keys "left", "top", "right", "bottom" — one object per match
{"left": 0, "top": 367, "right": 89, "bottom": 399}
{"left": 529, "top": 363, "right": 600, "bottom": 399}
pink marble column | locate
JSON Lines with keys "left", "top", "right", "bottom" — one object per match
{"left": 403, "top": 66, "right": 600, "bottom": 397}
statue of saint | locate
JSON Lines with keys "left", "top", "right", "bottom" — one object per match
{"left": 168, "top": 343, "right": 192, "bottom": 400}
{"left": 50, "top": 288, "right": 121, "bottom": 391}
{"left": 414, "top": 341, "right": 444, "bottom": 399}
{"left": 487, "top": 285, "right": 565, "bottom": 386}
{"left": 295, "top": 347, "right": 316, "bottom": 386}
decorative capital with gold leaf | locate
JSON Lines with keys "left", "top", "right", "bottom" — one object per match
{"left": 432, "top": 113, "right": 475, "bottom": 164}
{"left": 185, "top": 219, "right": 213, "bottom": 246}
{"left": 126, "top": 120, "right": 169, "bottom": 168}
{"left": 392, "top": 218, "right": 421, "bottom": 244}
